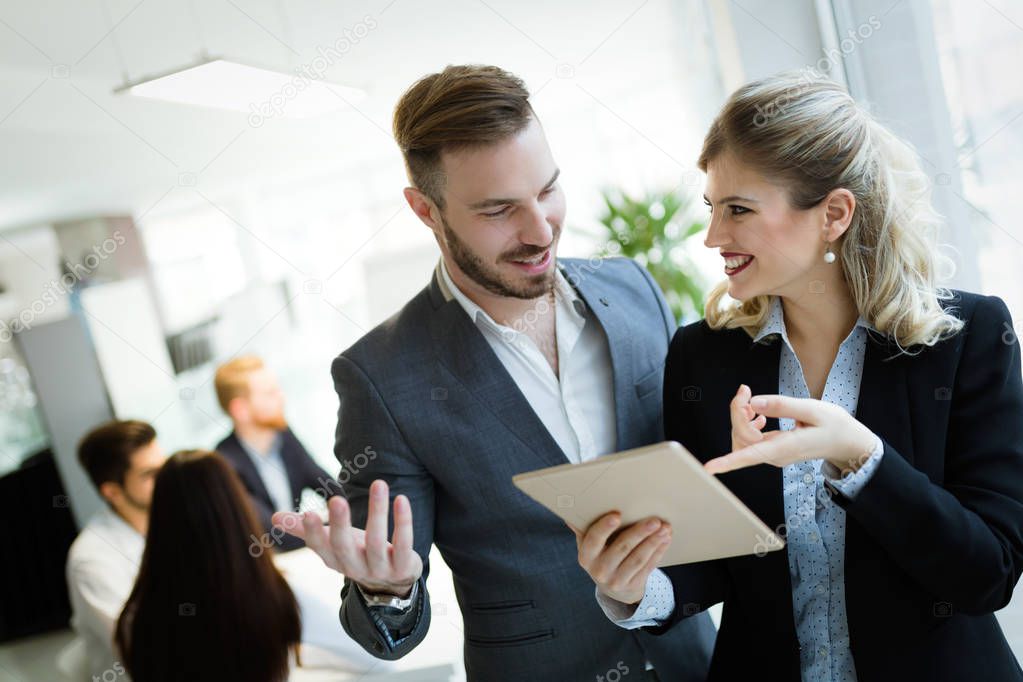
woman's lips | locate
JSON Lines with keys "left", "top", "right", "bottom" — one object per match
{"left": 722, "top": 253, "right": 754, "bottom": 276}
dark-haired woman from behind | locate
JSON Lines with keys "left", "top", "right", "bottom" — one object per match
{"left": 115, "top": 449, "right": 301, "bottom": 682}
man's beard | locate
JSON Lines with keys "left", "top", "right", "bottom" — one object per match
{"left": 442, "top": 217, "right": 559, "bottom": 300}
{"left": 254, "top": 411, "right": 288, "bottom": 431}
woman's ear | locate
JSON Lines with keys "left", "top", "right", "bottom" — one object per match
{"left": 823, "top": 188, "right": 856, "bottom": 241}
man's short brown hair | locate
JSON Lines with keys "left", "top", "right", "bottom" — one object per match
{"left": 78, "top": 420, "right": 157, "bottom": 491}
{"left": 214, "top": 355, "right": 264, "bottom": 414}
{"left": 393, "top": 64, "right": 533, "bottom": 210}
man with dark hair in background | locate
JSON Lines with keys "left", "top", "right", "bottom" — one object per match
{"left": 66, "top": 419, "right": 165, "bottom": 679}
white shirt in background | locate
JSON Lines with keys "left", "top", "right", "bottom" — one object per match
{"left": 65, "top": 506, "right": 143, "bottom": 679}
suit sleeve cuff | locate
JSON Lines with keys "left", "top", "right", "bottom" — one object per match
{"left": 822, "top": 434, "right": 885, "bottom": 500}
{"left": 357, "top": 578, "right": 424, "bottom": 645}
{"left": 595, "top": 568, "right": 674, "bottom": 629}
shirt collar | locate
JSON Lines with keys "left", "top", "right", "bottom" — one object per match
{"left": 437, "top": 258, "right": 587, "bottom": 331}
{"left": 96, "top": 504, "right": 143, "bottom": 540}
{"left": 237, "top": 431, "right": 282, "bottom": 461}
{"left": 752, "top": 295, "right": 877, "bottom": 345}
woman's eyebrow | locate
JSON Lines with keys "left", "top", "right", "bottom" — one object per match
{"left": 703, "top": 194, "right": 759, "bottom": 204}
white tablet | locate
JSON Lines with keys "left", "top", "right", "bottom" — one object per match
{"left": 512, "top": 441, "right": 784, "bottom": 566}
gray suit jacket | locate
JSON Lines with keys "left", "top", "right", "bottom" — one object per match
{"left": 332, "top": 257, "right": 716, "bottom": 681}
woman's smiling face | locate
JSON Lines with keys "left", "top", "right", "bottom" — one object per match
{"left": 702, "top": 151, "right": 832, "bottom": 302}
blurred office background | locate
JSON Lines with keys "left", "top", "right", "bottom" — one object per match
{"left": 1, "top": 0, "right": 1021, "bottom": 679}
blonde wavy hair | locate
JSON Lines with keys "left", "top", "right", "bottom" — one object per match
{"left": 701, "top": 73, "right": 963, "bottom": 349}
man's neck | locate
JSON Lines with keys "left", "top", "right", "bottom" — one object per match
{"left": 112, "top": 504, "right": 148, "bottom": 536}
{"left": 235, "top": 424, "right": 279, "bottom": 456}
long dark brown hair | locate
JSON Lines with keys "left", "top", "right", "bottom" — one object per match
{"left": 115, "top": 449, "right": 301, "bottom": 682}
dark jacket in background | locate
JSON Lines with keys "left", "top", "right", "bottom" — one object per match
{"left": 216, "top": 427, "right": 338, "bottom": 552}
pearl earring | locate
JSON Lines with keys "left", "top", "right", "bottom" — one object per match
{"left": 824, "top": 244, "right": 836, "bottom": 264}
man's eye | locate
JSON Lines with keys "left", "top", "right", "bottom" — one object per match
{"left": 483, "top": 207, "right": 510, "bottom": 218}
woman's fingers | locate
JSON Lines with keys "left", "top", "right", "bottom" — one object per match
{"left": 729, "top": 385, "right": 750, "bottom": 424}
{"left": 731, "top": 384, "right": 766, "bottom": 447}
{"left": 705, "top": 429, "right": 809, "bottom": 474}
{"left": 749, "top": 395, "right": 822, "bottom": 424}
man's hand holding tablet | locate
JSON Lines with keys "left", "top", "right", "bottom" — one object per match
{"left": 572, "top": 512, "right": 672, "bottom": 605}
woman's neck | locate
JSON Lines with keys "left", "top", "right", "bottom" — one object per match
{"left": 780, "top": 279, "right": 859, "bottom": 349}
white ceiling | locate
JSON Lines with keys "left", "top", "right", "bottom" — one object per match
{"left": 0, "top": 0, "right": 702, "bottom": 233}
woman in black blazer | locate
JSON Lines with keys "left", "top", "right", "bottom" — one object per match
{"left": 576, "top": 74, "right": 1023, "bottom": 681}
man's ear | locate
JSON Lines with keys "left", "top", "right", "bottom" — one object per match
{"left": 403, "top": 187, "right": 441, "bottom": 232}
{"left": 823, "top": 188, "right": 856, "bottom": 241}
{"left": 226, "top": 397, "right": 248, "bottom": 424}
{"left": 98, "top": 480, "right": 121, "bottom": 506}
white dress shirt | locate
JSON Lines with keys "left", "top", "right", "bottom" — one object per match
{"left": 66, "top": 506, "right": 144, "bottom": 679}
{"left": 438, "top": 260, "right": 617, "bottom": 463}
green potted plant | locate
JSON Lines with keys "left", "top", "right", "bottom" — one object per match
{"left": 595, "top": 188, "right": 708, "bottom": 323}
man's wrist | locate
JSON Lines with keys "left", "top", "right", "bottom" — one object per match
{"left": 356, "top": 579, "right": 416, "bottom": 599}
{"left": 357, "top": 579, "right": 418, "bottom": 611}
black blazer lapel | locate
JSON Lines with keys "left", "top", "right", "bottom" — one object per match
{"left": 280, "top": 429, "right": 308, "bottom": 505}
{"left": 222, "top": 433, "right": 276, "bottom": 511}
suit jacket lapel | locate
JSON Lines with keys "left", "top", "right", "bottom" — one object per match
{"left": 427, "top": 273, "right": 569, "bottom": 471}
{"left": 567, "top": 267, "right": 636, "bottom": 450}
{"left": 229, "top": 433, "right": 276, "bottom": 510}
{"left": 279, "top": 430, "right": 305, "bottom": 502}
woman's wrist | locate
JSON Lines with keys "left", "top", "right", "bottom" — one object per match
{"left": 829, "top": 424, "right": 879, "bottom": 473}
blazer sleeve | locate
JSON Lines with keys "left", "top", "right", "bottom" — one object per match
{"left": 832, "top": 294, "right": 1023, "bottom": 615}
{"left": 332, "top": 354, "right": 435, "bottom": 659}
{"left": 647, "top": 324, "right": 732, "bottom": 634}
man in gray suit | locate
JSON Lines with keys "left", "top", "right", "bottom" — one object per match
{"left": 273, "top": 64, "right": 715, "bottom": 681}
